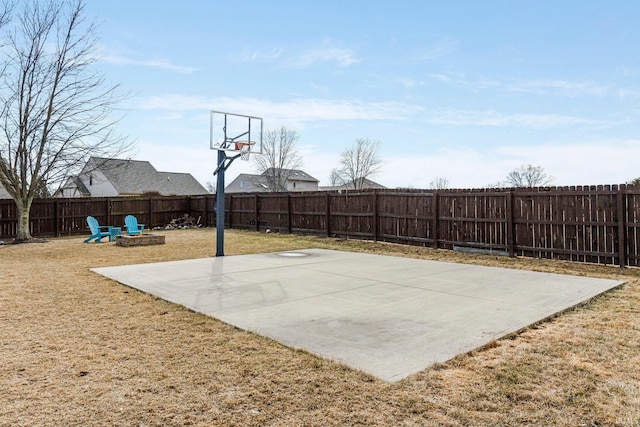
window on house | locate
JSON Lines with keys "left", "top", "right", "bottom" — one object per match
{"left": 89, "top": 175, "right": 93, "bottom": 186}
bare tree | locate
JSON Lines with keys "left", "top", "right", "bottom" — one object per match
{"left": 0, "top": 0, "right": 129, "bottom": 241}
{"left": 505, "top": 164, "right": 553, "bottom": 188}
{"left": 0, "top": 2, "right": 11, "bottom": 29}
{"left": 485, "top": 180, "right": 506, "bottom": 189}
{"left": 329, "top": 168, "right": 345, "bottom": 187}
{"left": 429, "top": 177, "right": 449, "bottom": 190}
{"left": 336, "top": 137, "right": 382, "bottom": 189}
{"left": 253, "top": 126, "right": 303, "bottom": 192}
{"left": 0, "top": 2, "right": 14, "bottom": 81}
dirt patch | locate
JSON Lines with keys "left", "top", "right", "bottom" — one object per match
{"left": 1, "top": 229, "right": 639, "bottom": 426}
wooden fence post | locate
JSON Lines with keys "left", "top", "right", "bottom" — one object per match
{"left": 432, "top": 191, "right": 439, "bottom": 249}
{"left": 287, "top": 194, "right": 292, "bottom": 234}
{"left": 325, "top": 192, "right": 331, "bottom": 238}
{"left": 372, "top": 191, "right": 378, "bottom": 242}
{"left": 148, "top": 197, "right": 153, "bottom": 228}
{"left": 506, "top": 190, "right": 515, "bottom": 257}
{"left": 617, "top": 186, "right": 627, "bottom": 268}
{"left": 54, "top": 199, "right": 60, "bottom": 237}
{"left": 255, "top": 194, "right": 259, "bottom": 231}
{"left": 106, "top": 198, "right": 111, "bottom": 226}
{"left": 186, "top": 195, "right": 191, "bottom": 225}
{"left": 202, "top": 195, "right": 209, "bottom": 227}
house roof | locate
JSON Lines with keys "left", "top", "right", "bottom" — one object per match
{"left": 320, "top": 178, "right": 386, "bottom": 191}
{"left": 85, "top": 157, "right": 208, "bottom": 196}
{"left": 156, "top": 171, "right": 209, "bottom": 196}
{"left": 0, "top": 183, "right": 11, "bottom": 199}
{"left": 262, "top": 168, "right": 319, "bottom": 183}
{"left": 226, "top": 168, "right": 322, "bottom": 193}
{"left": 60, "top": 176, "right": 90, "bottom": 196}
{"left": 226, "top": 173, "right": 271, "bottom": 193}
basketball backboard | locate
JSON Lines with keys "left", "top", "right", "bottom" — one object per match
{"left": 210, "top": 110, "right": 263, "bottom": 160}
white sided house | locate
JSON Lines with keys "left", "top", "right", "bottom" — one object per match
{"left": 56, "top": 157, "right": 208, "bottom": 198}
{"left": 0, "top": 183, "right": 10, "bottom": 199}
{"left": 226, "top": 168, "right": 319, "bottom": 193}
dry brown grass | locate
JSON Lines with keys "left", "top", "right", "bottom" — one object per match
{"left": 1, "top": 228, "right": 639, "bottom": 426}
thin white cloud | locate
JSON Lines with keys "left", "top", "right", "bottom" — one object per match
{"left": 431, "top": 73, "right": 611, "bottom": 97}
{"left": 136, "top": 95, "right": 423, "bottom": 122}
{"left": 293, "top": 39, "right": 359, "bottom": 67}
{"left": 430, "top": 73, "right": 454, "bottom": 84}
{"left": 135, "top": 94, "right": 615, "bottom": 130}
{"left": 505, "top": 79, "right": 610, "bottom": 97}
{"left": 309, "top": 82, "right": 331, "bottom": 94}
{"left": 403, "top": 37, "right": 459, "bottom": 63}
{"left": 618, "top": 88, "right": 640, "bottom": 98}
{"left": 429, "top": 73, "right": 499, "bottom": 91}
{"left": 394, "top": 77, "right": 424, "bottom": 89}
{"left": 101, "top": 55, "right": 199, "bottom": 74}
{"left": 359, "top": 73, "right": 425, "bottom": 91}
{"left": 231, "top": 41, "right": 357, "bottom": 68}
{"left": 425, "top": 109, "right": 606, "bottom": 129}
{"left": 233, "top": 47, "right": 284, "bottom": 63}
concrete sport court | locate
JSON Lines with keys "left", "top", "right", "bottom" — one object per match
{"left": 92, "top": 249, "right": 622, "bottom": 382}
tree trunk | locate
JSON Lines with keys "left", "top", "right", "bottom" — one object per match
{"left": 15, "top": 198, "right": 33, "bottom": 241}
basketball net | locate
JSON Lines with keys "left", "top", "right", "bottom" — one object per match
{"left": 234, "top": 141, "right": 255, "bottom": 161}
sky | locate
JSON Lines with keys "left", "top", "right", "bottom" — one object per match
{"left": 84, "top": 1, "right": 640, "bottom": 189}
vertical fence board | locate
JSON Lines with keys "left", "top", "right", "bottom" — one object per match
{"left": 256, "top": 194, "right": 288, "bottom": 232}
{"left": 625, "top": 188, "right": 640, "bottom": 267}
{"left": 289, "top": 193, "right": 325, "bottom": 235}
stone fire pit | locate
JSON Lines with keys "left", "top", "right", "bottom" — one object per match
{"left": 116, "top": 234, "right": 165, "bottom": 247}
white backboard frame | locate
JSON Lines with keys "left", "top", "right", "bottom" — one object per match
{"left": 210, "top": 110, "right": 263, "bottom": 155}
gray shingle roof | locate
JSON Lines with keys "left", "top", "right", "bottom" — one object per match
{"left": 320, "top": 178, "right": 386, "bottom": 191}
{"left": 0, "top": 183, "right": 11, "bottom": 199}
{"left": 61, "top": 176, "right": 90, "bottom": 197}
{"left": 85, "top": 157, "right": 207, "bottom": 196}
{"left": 263, "top": 168, "right": 319, "bottom": 183}
{"left": 156, "top": 172, "right": 209, "bottom": 196}
{"left": 225, "top": 173, "right": 270, "bottom": 193}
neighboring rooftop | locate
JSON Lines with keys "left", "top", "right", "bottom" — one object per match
{"left": 86, "top": 157, "right": 208, "bottom": 196}
{"left": 0, "top": 183, "right": 10, "bottom": 199}
{"left": 226, "top": 168, "right": 320, "bottom": 193}
{"left": 56, "top": 157, "right": 208, "bottom": 197}
{"left": 320, "top": 178, "right": 386, "bottom": 191}
{"left": 263, "top": 168, "right": 319, "bottom": 183}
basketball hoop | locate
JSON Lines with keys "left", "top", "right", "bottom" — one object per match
{"left": 234, "top": 140, "right": 255, "bottom": 161}
{"left": 210, "top": 110, "right": 263, "bottom": 258}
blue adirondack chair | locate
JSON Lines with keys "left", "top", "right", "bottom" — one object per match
{"left": 84, "top": 216, "right": 120, "bottom": 243}
{"left": 124, "top": 215, "right": 145, "bottom": 235}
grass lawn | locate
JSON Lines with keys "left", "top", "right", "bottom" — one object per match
{"left": 1, "top": 228, "right": 639, "bottom": 426}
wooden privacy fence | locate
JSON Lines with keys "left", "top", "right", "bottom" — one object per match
{"left": 0, "top": 196, "right": 193, "bottom": 239}
{"left": 207, "top": 185, "right": 640, "bottom": 268}
{"left": 1, "top": 185, "right": 638, "bottom": 267}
